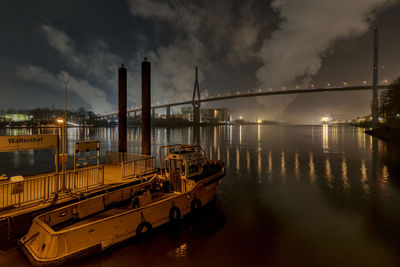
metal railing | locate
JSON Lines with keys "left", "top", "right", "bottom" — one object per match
{"left": 106, "top": 152, "right": 156, "bottom": 179}
{"left": 0, "top": 165, "right": 104, "bottom": 209}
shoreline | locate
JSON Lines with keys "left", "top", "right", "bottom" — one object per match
{"left": 365, "top": 127, "right": 400, "bottom": 145}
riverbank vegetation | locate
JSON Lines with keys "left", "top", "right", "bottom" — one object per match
{"left": 380, "top": 77, "right": 400, "bottom": 128}
{"left": 364, "top": 77, "right": 400, "bottom": 144}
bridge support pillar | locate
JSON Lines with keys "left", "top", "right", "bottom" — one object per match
{"left": 193, "top": 106, "right": 200, "bottom": 124}
{"left": 372, "top": 26, "right": 379, "bottom": 127}
{"left": 192, "top": 124, "right": 200, "bottom": 145}
{"left": 166, "top": 106, "right": 171, "bottom": 119}
{"left": 152, "top": 108, "right": 155, "bottom": 118}
{"left": 118, "top": 64, "right": 127, "bottom": 153}
{"left": 141, "top": 58, "right": 151, "bottom": 155}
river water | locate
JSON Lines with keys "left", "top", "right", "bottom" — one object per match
{"left": 1, "top": 125, "right": 400, "bottom": 266}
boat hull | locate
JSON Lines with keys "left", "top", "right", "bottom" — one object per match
{"left": 20, "top": 161, "right": 225, "bottom": 266}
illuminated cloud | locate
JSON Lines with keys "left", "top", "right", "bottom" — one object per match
{"left": 256, "top": 0, "right": 396, "bottom": 87}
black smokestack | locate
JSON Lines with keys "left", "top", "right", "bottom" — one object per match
{"left": 142, "top": 58, "right": 151, "bottom": 155}
{"left": 118, "top": 64, "right": 127, "bottom": 153}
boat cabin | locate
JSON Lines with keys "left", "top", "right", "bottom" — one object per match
{"left": 162, "top": 145, "right": 207, "bottom": 193}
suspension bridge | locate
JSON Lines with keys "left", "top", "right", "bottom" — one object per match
{"left": 98, "top": 83, "right": 388, "bottom": 119}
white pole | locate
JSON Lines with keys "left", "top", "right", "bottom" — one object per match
{"left": 61, "top": 72, "right": 70, "bottom": 173}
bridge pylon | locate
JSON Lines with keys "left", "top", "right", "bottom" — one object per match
{"left": 192, "top": 67, "right": 201, "bottom": 124}
{"left": 372, "top": 26, "right": 379, "bottom": 127}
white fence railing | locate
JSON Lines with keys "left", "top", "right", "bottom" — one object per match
{"left": 106, "top": 152, "right": 156, "bottom": 179}
{"left": 0, "top": 166, "right": 104, "bottom": 209}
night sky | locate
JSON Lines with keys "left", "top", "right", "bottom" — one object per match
{"left": 1, "top": 0, "right": 400, "bottom": 123}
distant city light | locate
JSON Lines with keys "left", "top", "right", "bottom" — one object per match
{"left": 320, "top": 117, "right": 330, "bottom": 122}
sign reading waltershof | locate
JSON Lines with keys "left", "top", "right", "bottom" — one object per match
{"left": 0, "top": 134, "right": 58, "bottom": 152}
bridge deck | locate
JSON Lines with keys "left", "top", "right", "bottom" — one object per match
{"left": 99, "top": 85, "right": 388, "bottom": 117}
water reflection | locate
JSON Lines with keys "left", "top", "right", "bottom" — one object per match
{"left": 236, "top": 146, "right": 240, "bottom": 173}
{"left": 341, "top": 154, "right": 350, "bottom": 192}
{"left": 357, "top": 127, "right": 366, "bottom": 149}
{"left": 257, "top": 147, "right": 262, "bottom": 180}
{"left": 267, "top": 149, "right": 272, "bottom": 180}
{"left": 332, "top": 125, "right": 338, "bottom": 145}
{"left": 294, "top": 152, "right": 300, "bottom": 180}
{"left": 1, "top": 125, "right": 392, "bottom": 195}
{"left": 280, "top": 150, "right": 286, "bottom": 181}
{"left": 246, "top": 149, "right": 250, "bottom": 175}
{"left": 381, "top": 165, "right": 389, "bottom": 185}
{"left": 168, "top": 243, "right": 188, "bottom": 259}
{"left": 214, "top": 127, "right": 217, "bottom": 150}
{"left": 325, "top": 159, "right": 333, "bottom": 188}
{"left": 361, "top": 159, "right": 369, "bottom": 194}
{"left": 226, "top": 148, "right": 230, "bottom": 169}
{"left": 309, "top": 152, "right": 316, "bottom": 184}
{"left": 322, "top": 124, "right": 329, "bottom": 152}
{"left": 239, "top": 125, "right": 242, "bottom": 144}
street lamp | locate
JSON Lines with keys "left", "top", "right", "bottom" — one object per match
{"left": 56, "top": 118, "right": 67, "bottom": 192}
{"left": 60, "top": 71, "right": 69, "bottom": 173}
{"left": 61, "top": 71, "right": 69, "bottom": 123}
{"left": 56, "top": 118, "right": 66, "bottom": 173}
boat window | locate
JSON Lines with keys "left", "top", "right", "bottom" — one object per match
{"left": 165, "top": 160, "right": 169, "bottom": 173}
{"left": 182, "top": 162, "right": 185, "bottom": 176}
{"left": 189, "top": 161, "right": 199, "bottom": 175}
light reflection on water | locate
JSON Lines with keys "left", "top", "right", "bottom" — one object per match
{"left": 325, "top": 158, "right": 333, "bottom": 188}
{"left": 309, "top": 151, "right": 316, "bottom": 184}
{"left": 361, "top": 159, "right": 369, "bottom": 194}
{"left": 0, "top": 124, "right": 397, "bottom": 198}
{"left": 341, "top": 154, "right": 350, "bottom": 192}
{"left": 280, "top": 149, "right": 286, "bottom": 181}
{"left": 294, "top": 152, "right": 300, "bottom": 180}
{"left": 1, "top": 125, "right": 400, "bottom": 266}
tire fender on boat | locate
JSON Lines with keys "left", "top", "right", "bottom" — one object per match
{"left": 191, "top": 198, "right": 202, "bottom": 213}
{"left": 169, "top": 206, "right": 181, "bottom": 222}
{"left": 136, "top": 221, "right": 152, "bottom": 238}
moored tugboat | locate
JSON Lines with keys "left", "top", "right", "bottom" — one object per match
{"left": 19, "top": 145, "right": 225, "bottom": 266}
